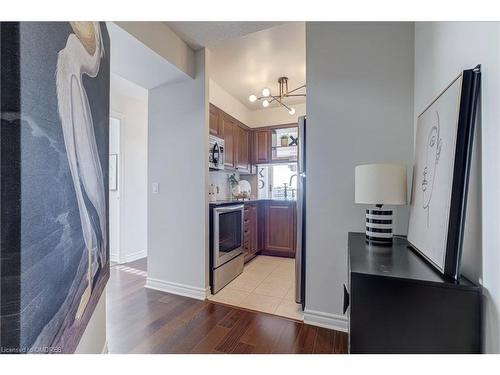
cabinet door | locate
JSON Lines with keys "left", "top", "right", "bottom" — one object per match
{"left": 254, "top": 130, "right": 271, "bottom": 164}
{"left": 264, "top": 202, "right": 296, "bottom": 257}
{"left": 236, "top": 125, "right": 250, "bottom": 173}
{"left": 222, "top": 115, "right": 235, "bottom": 168}
{"left": 243, "top": 204, "right": 257, "bottom": 263}
{"left": 250, "top": 204, "right": 258, "bottom": 254}
{"left": 209, "top": 104, "right": 222, "bottom": 137}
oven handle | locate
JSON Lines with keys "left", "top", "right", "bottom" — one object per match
{"left": 214, "top": 204, "right": 244, "bottom": 213}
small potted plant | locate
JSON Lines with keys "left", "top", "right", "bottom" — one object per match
{"left": 280, "top": 134, "right": 289, "bottom": 147}
{"left": 228, "top": 173, "right": 241, "bottom": 197}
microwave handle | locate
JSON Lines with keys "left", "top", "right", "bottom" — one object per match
{"left": 212, "top": 143, "right": 220, "bottom": 164}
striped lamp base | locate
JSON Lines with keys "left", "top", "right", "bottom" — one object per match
{"left": 365, "top": 207, "right": 393, "bottom": 245}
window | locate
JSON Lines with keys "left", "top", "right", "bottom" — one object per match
{"left": 256, "top": 163, "right": 298, "bottom": 200}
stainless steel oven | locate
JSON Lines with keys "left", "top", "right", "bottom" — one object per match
{"left": 211, "top": 204, "right": 244, "bottom": 293}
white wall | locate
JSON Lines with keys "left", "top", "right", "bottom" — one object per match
{"left": 75, "top": 290, "right": 107, "bottom": 353}
{"left": 110, "top": 73, "right": 149, "bottom": 263}
{"left": 305, "top": 22, "right": 415, "bottom": 330}
{"left": 114, "top": 22, "right": 195, "bottom": 78}
{"left": 414, "top": 22, "right": 500, "bottom": 353}
{"left": 250, "top": 103, "right": 306, "bottom": 127}
{"left": 147, "top": 49, "right": 209, "bottom": 299}
{"left": 209, "top": 79, "right": 252, "bottom": 125}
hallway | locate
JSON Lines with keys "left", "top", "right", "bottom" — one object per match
{"left": 106, "top": 260, "right": 347, "bottom": 354}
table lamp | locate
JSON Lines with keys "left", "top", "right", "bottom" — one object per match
{"left": 355, "top": 164, "right": 407, "bottom": 245}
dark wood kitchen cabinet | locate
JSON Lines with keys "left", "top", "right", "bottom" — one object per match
{"left": 209, "top": 103, "right": 223, "bottom": 137}
{"left": 254, "top": 130, "right": 271, "bottom": 164}
{"left": 262, "top": 201, "right": 296, "bottom": 258}
{"left": 235, "top": 125, "right": 250, "bottom": 173}
{"left": 210, "top": 104, "right": 251, "bottom": 173}
{"left": 243, "top": 203, "right": 258, "bottom": 263}
{"left": 222, "top": 113, "right": 236, "bottom": 169}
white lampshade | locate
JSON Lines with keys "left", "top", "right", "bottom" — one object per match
{"left": 355, "top": 164, "right": 407, "bottom": 205}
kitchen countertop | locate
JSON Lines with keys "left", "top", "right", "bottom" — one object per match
{"left": 209, "top": 198, "right": 296, "bottom": 207}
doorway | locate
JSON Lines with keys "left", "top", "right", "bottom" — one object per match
{"left": 109, "top": 115, "right": 123, "bottom": 263}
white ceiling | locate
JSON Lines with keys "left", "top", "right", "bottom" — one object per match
{"left": 208, "top": 22, "right": 306, "bottom": 110}
{"left": 107, "top": 22, "right": 188, "bottom": 90}
{"left": 166, "top": 22, "right": 284, "bottom": 50}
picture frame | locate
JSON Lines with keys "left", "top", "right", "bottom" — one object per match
{"left": 109, "top": 153, "right": 118, "bottom": 191}
{"left": 407, "top": 66, "right": 481, "bottom": 280}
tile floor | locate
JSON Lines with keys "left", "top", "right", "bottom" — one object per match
{"left": 208, "top": 255, "right": 303, "bottom": 321}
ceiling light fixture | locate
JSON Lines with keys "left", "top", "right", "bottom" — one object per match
{"left": 249, "top": 77, "right": 306, "bottom": 115}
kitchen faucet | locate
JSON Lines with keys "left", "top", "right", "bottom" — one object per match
{"left": 289, "top": 174, "right": 297, "bottom": 200}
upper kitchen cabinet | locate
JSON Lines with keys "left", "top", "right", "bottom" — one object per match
{"left": 254, "top": 130, "right": 271, "bottom": 164}
{"left": 221, "top": 112, "right": 236, "bottom": 169}
{"left": 235, "top": 125, "right": 250, "bottom": 173}
{"left": 209, "top": 103, "right": 223, "bottom": 137}
{"left": 254, "top": 125, "right": 298, "bottom": 165}
{"left": 211, "top": 104, "right": 251, "bottom": 173}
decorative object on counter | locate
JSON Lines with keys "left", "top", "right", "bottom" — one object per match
{"left": 289, "top": 135, "right": 298, "bottom": 146}
{"left": 228, "top": 173, "right": 239, "bottom": 194}
{"left": 239, "top": 180, "right": 252, "bottom": 197}
{"left": 228, "top": 173, "right": 249, "bottom": 199}
{"left": 248, "top": 76, "right": 305, "bottom": 115}
{"left": 408, "top": 66, "right": 480, "bottom": 281}
{"left": 280, "top": 134, "right": 289, "bottom": 147}
{"left": 208, "top": 184, "right": 219, "bottom": 203}
{"left": 355, "top": 164, "right": 407, "bottom": 245}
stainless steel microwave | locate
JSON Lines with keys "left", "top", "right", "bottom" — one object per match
{"left": 209, "top": 135, "right": 224, "bottom": 170}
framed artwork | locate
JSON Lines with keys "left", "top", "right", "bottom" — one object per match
{"left": 109, "top": 154, "right": 118, "bottom": 190}
{"left": 408, "top": 66, "right": 480, "bottom": 280}
{"left": 0, "top": 22, "right": 109, "bottom": 353}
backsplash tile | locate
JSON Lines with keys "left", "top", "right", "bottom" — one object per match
{"left": 209, "top": 170, "right": 239, "bottom": 200}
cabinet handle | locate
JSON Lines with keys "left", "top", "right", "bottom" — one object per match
{"left": 343, "top": 284, "right": 350, "bottom": 315}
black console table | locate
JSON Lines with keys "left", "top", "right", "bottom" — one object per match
{"left": 346, "top": 232, "right": 481, "bottom": 353}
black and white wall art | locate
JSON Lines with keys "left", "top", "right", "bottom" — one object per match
{"left": 0, "top": 22, "right": 110, "bottom": 353}
{"left": 408, "top": 67, "right": 480, "bottom": 280}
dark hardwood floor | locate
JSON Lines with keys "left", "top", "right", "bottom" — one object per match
{"left": 106, "top": 260, "right": 347, "bottom": 354}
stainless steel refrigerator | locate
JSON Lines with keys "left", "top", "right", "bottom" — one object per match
{"left": 295, "top": 115, "right": 306, "bottom": 308}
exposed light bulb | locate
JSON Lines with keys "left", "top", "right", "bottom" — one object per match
{"left": 289, "top": 107, "right": 296, "bottom": 115}
{"left": 261, "top": 87, "right": 271, "bottom": 97}
{"left": 248, "top": 94, "right": 257, "bottom": 103}
{"left": 262, "top": 100, "right": 269, "bottom": 108}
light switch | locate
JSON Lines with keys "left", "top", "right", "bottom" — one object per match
{"left": 152, "top": 182, "right": 159, "bottom": 194}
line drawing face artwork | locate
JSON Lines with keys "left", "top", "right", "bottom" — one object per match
{"left": 56, "top": 21, "right": 107, "bottom": 320}
{"left": 421, "top": 111, "right": 442, "bottom": 227}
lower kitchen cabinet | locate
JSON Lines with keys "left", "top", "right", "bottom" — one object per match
{"left": 243, "top": 203, "right": 258, "bottom": 263}
{"left": 242, "top": 200, "right": 296, "bottom": 261}
{"left": 262, "top": 201, "right": 296, "bottom": 258}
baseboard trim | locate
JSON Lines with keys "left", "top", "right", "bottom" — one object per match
{"left": 111, "top": 250, "right": 147, "bottom": 264}
{"left": 145, "top": 277, "right": 207, "bottom": 300}
{"left": 123, "top": 250, "right": 147, "bottom": 263}
{"left": 303, "top": 309, "right": 349, "bottom": 332}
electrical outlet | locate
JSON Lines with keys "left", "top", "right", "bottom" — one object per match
{"left": 152, "top": 182, "right": 159, "bottom": 194}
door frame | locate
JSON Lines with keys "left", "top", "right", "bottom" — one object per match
{"left": 110, "top": 110, "right": 126, "bottom": 264}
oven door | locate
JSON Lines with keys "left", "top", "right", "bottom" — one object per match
{"left": 213, "top": 204, "right": 244, "bottom": 268}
